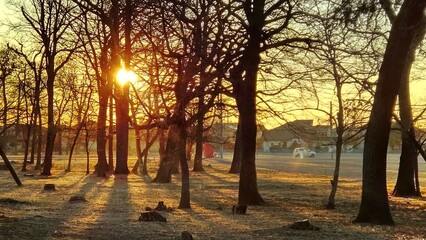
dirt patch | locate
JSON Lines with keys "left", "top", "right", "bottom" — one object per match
{"left": 0, "top": 156, "right": 425, "bottom": 239}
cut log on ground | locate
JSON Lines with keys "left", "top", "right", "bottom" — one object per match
{"left": 43, "top": 184, "right": 56, "bottom": 191}
{"left": 69, "top": 195, "right": 87, "bottom": 203}
{"left": 138, "top": 211, "right": 167, "bottom": 222}
{"left": 288, "top": 219, "right": 320, "bottom": 230}
{"left": 181, "top": 231, "right": 193, "bottom": 240}
{"left": 232, "top": 205, "right": 247, "bottom": 214}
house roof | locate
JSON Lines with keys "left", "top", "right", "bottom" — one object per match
{"left": 262, "top": 120, "right": 330, "bottom": 142}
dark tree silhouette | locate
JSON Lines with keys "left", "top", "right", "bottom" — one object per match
{"left": 20, "top": 0, "right": 78, "bottom": 175}
{"left": 380, "top": 0, "right": 426, "bottom": 198}
{"left": 354, "top": 0, "right": 426, "bottom": 225}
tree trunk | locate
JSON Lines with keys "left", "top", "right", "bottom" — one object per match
{"left": 192, "top": 104, "right": 204, "bottom": 172}
{"left": 170, "top": 134, "right": 180, "bottom": 175}
{"left": 229, "top": 118, "right": 242, "bottom": 174}
{"left": 142, "top": 130, "right": 150, "bottom": 175}
{"left": 131, "top": 130, "right": 158, "bottom": 174}
{"left": 237, "top": 81, "right": 264, "bottom": 205}
{"left": 152, "top": 125, "right": 179, "bottom": 183}
{"left": 158, "top": 129, "right": 166, "bottom": 161}
{"left": 235, "top": 0, "right": 265, "bottom": 206}
{"left": 57, "top": 119, "right": 62, "bottom": 155}
{"left": 15, "top": 84, "right": 21, "bottom": 155}
{"left": 30, "top": 119, "right": 37, "bottom": 164}
{"left": 115, "top": 83, "right": 130, "bottom": 174}
{"left": 178, "top": 128, "right": 190, "bottom": 209}
{"left": 66, "top": 123, "right": 84, "bottom": 172}
{"left": 2, "top": 76, "right": 7, "bottom": 129}
{"left": 34, "top": 111, "right": 42, "bottom": 170}
{"left": 33, "top": 72, "right": 42, "bottom": 168}
{"left": 393, "top": 52, "right": 421, "bottom": 197}
{"left": 326, "top": 87, "right": 344, "bottom": 209}
{"left": 41, "top": 72, "right": 56, "bottom": 176}
{"left": 131, "top": 128, "right": 143, "bottom": 174}
{"left": 22, "top": 94, "right": 32, "bottom": 171}
{"left": 0, "top": 146, "right": 22, "bottom": 186}
{"left": 85, "top": 124, "right": 90, "bottom": 175}
{"left": 95, "top": 91, "right": 109, "bottom": 177}
{"left": 236, "top": 58, "right": 264, "bottom": 205}
{"left": 108, "top": 95, "right": 114, "bottom": 171}
{"left": 21, "top": 120, "right": 33, "bottom": 172}
{"left": 178, "top": 104, "right": 190, "bottom": 208}
{"left": 186, "top": 140, "right": 193, "bottom": 163}
{"left": 326, "top": 59, "right": 345, "bottom": 209}
{"left": 393, "top": 127, "right": 419, "bottom": 196}
{"left": 354, "top": 0, "right": 426, "bottom": 225}
{"left": 114, "top": 0, "right": 131, "bottom": 175}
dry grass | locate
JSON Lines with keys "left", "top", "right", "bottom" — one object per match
{"left": 0, "top": 156, "right": 425, "bottom": 239}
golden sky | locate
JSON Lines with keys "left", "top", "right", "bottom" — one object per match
{"left": 0, "top": 0, "right": 425, "bottom": 128}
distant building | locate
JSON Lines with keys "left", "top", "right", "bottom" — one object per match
{"left": 260, "top": 120, "right": 331, "bottom": 152}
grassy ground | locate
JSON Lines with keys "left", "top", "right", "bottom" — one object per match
{"left": 0, "top": 155, "right": 425, "bottom": 239}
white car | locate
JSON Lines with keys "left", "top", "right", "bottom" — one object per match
{"left": 292, "top": 148, "right": 316, "bottom": 158}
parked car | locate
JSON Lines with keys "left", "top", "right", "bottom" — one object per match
{"left": 292, "top": 148, "right": 316, "bottom": 158}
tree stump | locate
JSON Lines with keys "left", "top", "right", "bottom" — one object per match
{"left": 232, "top": 205, "right": 247, "bottom": 214}
{"left": 155, "top": 201, "right": 167, "bottom": 211}
{"left": 181, "top": 231, "right": 193, "bottom": 240}
{"left": 288, "top": 219, "right": 320, "bottom": 230}
{"left": 138, "top": 211, "right": 167, "bottom": 222}
{"left": 154, "top": 201, "right": 173, "bottom": 212}
{"left": 43, "top": 184, "right": 56, "bottom": 191}
{"left": 69, "top": 195, "right": 87, "bottom": 203}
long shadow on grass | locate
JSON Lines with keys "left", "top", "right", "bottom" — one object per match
{"left": 256, "top": 175, "right": 425, "bottom": 239}
{"left": 183, "top": 159, "right": 360, "bottom": 219}
{"left": 0, "top": 173, "right": 105, "bottom": 239}
{"left": 178, "top": 186, "right": 385, "bottom": 240}
{"left": 134, "top": 168, "right": 387, "bottom": 239}
{"left": 80, "top": 174, "right": 177, "bottom": 239}
{"left": 0, "top": 167, "right": 86, "bottom": 195}
{"left": 201, "top": 165, "right": 240, "bottom": 185}
{"left": 170, "top": 168, "right": 388, "bottom": 239}
{"left": 257, "top": 176, "right": 362, "bottom": 216}
{"left": 80, "top": 175, "right": 134, "bottom": 239}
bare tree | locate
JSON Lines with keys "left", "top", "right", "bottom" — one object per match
{"left": 73, "top": 0, "right": 116, "bottom": 177}
{"left": 0, "top": 48, "right": 17, "bottom": 129}
{"left": 293, "top": 0, "right": 383, "bottom": 209}
{"left": 228, "top": 0, "right": 314, "bottom": 205}
{"left": 379, "top": 0, "right": 426, "bottom": 197}
{"left": 8, "top": 42, "right": 46, "bottom": 170}
{"left": 354, "top": 0, "right": 426, "bottom": 225}
{"left": 19, "top": 0, "right": 79, "bottom": 175}
{"left": 64, "top": 62, "right": 95, "bottom": 172}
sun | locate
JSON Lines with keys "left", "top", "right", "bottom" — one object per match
{"left": 117, "top": 68, "right": 137, "bottom": 85}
